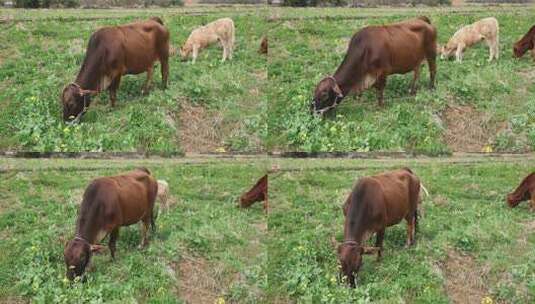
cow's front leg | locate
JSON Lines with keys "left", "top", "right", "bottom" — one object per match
{"left": 374, "top": 75, "right": 386, "bottom": 107}
{"left": 108, "top": 76, "right": 121, "bottom": 107}
{"left": 375, "top": 229, "right": 385, "bottom": 261}
{"left": 108, "top": 228, "right": 119, "bottom": 260}
{"left": 142, "top": 67, "right": 153, "bottom": 95}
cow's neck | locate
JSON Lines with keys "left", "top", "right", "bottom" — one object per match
{"left": 75, "top": 217, "right": 98, "bottom": 244}
{"left": 343, "top": 205, "right": 366, "bottom": 244}
{"left": 75, "top": 55, "right": 103, "bottom": 91}
{"left": 333, "top": 63, "right": 361, "bottom": 97}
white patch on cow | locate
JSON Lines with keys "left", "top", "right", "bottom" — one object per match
{"left": 360, "top": 74, "right": 376, "bottom": 91}
{"left": 99, "top": 75, "right": 112, "bottom": 91}
{"left": 95, "top": 230, "right": 108, "bottom": 243}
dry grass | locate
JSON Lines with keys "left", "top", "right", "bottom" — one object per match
{"left": 442, "top": 105, "right": 495, "bottom": 152}
{"left": 179, "top": 101, "right": 224, "bottom": 153}
{"left": 175, "top": 255, "right": 223, "bottom": 304}
{"left": 443, "top": 250, "right": 490, "bottom": 304}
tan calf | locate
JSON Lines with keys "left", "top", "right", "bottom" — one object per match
{"left": 180, "top": 18, "right": 235, "bottom": 64}
{"left": 441, "top": 17, "right": 499, "bottom": 62}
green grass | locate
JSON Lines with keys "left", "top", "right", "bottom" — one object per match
{"left": 267, "top": 156, "right": 535, "bottom": 303}
{"left": 267, "top": 6, "right": 535, "bottom": 154}
{"left": 0, "top": 157, "right": 267, "bottom": 303}
{"left": 0, "top": 7, "right": 267, "bottom": 153}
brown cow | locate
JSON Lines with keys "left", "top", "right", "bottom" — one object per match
{"left": 63, "top": 168, "right": 158, "bottom": 281}
{"left": 507, "top": 172, "right": 535, "bottom": 210}
{"left": 61, "top": 17, "right": 169, "bottom": 122}
{"left": 239, "top": 174, "right": 268, "bottom": 212}
{"left": 259, "top": 36, "right": 268, "bottom": 55}
{"left": 311, "top": 16, "right": 437, "bottom": 115}
{"left": 337, "top": 168, "right": 422, "bottom": 287}
{"left": 513, "top": 25, "right": 535, "bottom": 60}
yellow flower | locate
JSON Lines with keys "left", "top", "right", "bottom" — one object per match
{"left": 215, "top": 297, "right": 225, "bottom": 304}
{"left": 215, "top": 147, "right": 226, "bottom": 153}
{"left": 481, "top": 145, "right": 493, "bottom": 153}
{"left": 481, "top": 296, "right": 493, "bottom": 304}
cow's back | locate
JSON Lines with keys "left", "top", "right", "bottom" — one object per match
{"left": 372, "top": 170, "right": 418, "bottom": 226}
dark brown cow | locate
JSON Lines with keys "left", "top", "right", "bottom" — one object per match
{"left": 259, "top": 36, "right": 268, "bottom": 55}
{"left": 311, "top": 16, "right": 437, "bottom": 115}
{"left": 337, "top": 168, "right": 421, "bottom": 287}
{"left": 513, "top": 25, "right": 535, "bottom": 59}
{"left": 239, "top": 174, "right": 268, "bottom": 212}
{"left": 507, "top": 172, "right": 535, "bottom": 210}
{"left": 61, "top": 17, "right": 169, "bottom": 122}
{"left": 63, "top": 168, "right": 158, "bottom": 281}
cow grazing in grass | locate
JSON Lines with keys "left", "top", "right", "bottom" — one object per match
{"left": 513, "top": 25, "right": 535, "bottom": 60}
{"left": 239, "top": 174, "right": 268, "bottom": 212}
{"left": 61, "top": 17, "right": 169, "bottom": 123}
{"left": 63, "top": 168, "right": 158, "bottom": 281}
{"left": 337, "top": 168, "right": 422, "bottom": 287}
{"left": 507, "top": 172, "right": 535, "bottom": 210}
{"left": 259, "top": 36, "right": 268, "bottom": 55}
{"left": 180, "top": 18, "right": 235, "bottom": 64}
{"left": 311, "top": 16, "right": 437, "bottom": 114}
{"left": 440, "top": 17, "right": 499, "bottom": 62}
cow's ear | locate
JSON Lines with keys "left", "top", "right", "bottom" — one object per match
{"left": 332, "top": 83, "right": 343, "bottom": 98}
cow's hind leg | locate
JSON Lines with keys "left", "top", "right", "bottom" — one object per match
{"left": 405, "top": 212, "right": 417, "bottom": 247}
{"left": 108, "top": 228, "right": 119, "bottom": 260}
{"left": 139, "top": 219, "right": 150, "bottom": 249}
{"left": 410, "top": 65, "right": 421, "bottom": 95}
{"left": 142, "top": 67, "right": 153, "bottom": 95}
{"left": 160, "top": 50, "right": 169, "bottom": 89}
{"left": 374, "top": 75, "right": 387, "bottom": 107}
{"left": 108, "top": 76, "right": 121, "bottom": 108}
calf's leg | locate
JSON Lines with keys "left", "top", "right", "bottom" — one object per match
{"left": 455, "top": 44, "right": 464, "bottom": 62}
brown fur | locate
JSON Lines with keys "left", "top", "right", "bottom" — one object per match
{"left": 239, "top": 175, "right": 268, "bottom": 213}
{"left": 513, "top": 25, "right": 535, "bottom": 59}
{"left": 64, "top": 168, "right": 158, "bottom": 281}
{"left": 506, "top": 172, "right": 535, "bottom": 210}
{"left": 311, "top": 16, "right": 437, "bottom": 114}
{"left": 61, "top": 18, "right": 169, "bottom": 122}
{"left": 338, "top": 168, "right": 421, "bottom": 287}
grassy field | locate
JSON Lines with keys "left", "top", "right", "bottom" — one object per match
{"left": 0, "top": 157, "right": 267, "bottom": 303}
{"left": 267, "top": 156, "right": 535, "bottom": 303}
{"left": 267, "top": 6, "right": 535, "bottom": 154}
{"left": 0, "top": 7, "right": 267, "bottom": 153}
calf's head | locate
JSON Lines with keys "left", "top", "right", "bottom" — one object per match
{"left": 440, "top": 43, "right": 456, "bottom": 60}
{"left": 61, "top": 84, "right": 92, "bottom": 122}
{"left": 179, "top": 45, "right": 192, "bottom": 60}
{"left": 310, "top": 77, "right": 344, "bottom": 115}
{"left": 513, "top": 40, "right": 532, "bottom": 58}
{"left": 64, "top": 238, "right": 92, "bottom": 281}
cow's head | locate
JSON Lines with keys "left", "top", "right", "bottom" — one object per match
{"left": 337, "top": 243, "right": 363, "bottom": 288}
{"left": 440, "top": 43, "right": 456, "bottom": 60}
{"left": 310, "top": 76, "right": 344, "bottom": 115}
{"left": 61, "top": 83, "right": 92, "bottom": 122}
{"left": 64, "top": 237, "right": 92, "bottom": 281}
{"left": 506, "top": 191, "right": 527, "bottom": 208}
{"left": 513, "top": 40, "right": 532, "bottom": 58}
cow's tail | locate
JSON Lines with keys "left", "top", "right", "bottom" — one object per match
{"left": 151, "top": 16, "right": 164, "bottom": 25}
{"left": 418, "top": 16, "right": 431, "bottom": 24}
